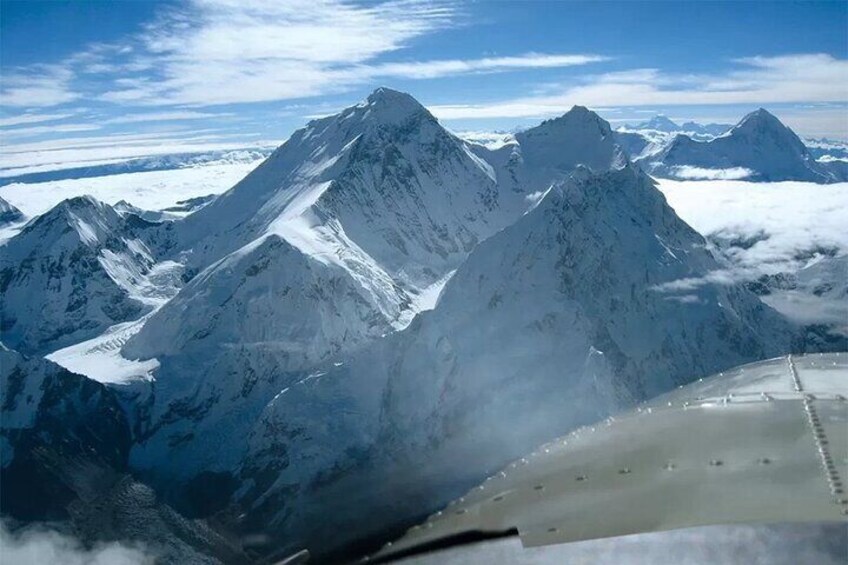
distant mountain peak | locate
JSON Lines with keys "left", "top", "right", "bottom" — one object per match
{"left": 733, "top": 107, "right": 786, "bottom": 133}
{"left": 0, "top": 196, "right": 23, "bottom": 225}
{"left": 627, "top": 114, "right": 681, "bottom": 133}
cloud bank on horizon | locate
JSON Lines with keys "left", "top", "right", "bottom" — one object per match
{"left": 1, "top": 0, "right": 846, "bottom": 171}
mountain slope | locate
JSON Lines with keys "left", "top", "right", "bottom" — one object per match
{"left": 0, "top": 345, "right": 249, "bottom": 562}
{"left": 234, "top": 163, "right": 795, "bottom": 557}
{"left": 644, "top": 109, "right": 840, "bottom": 182}
{"left": 0, "top": 196, "right": 178, "bottom": 354}
{"left": 1, "top": 344, "right": 131, "bottom": 520}
{"left": 122, "top": 233, "right": 400, "bottom": 482}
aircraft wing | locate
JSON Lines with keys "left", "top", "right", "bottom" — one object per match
{"left": 367, "top": 353, "right": 848, "bottom": 562}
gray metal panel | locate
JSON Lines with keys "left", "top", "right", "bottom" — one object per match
{"left": 793, "top": 353, "right": 848, "bottom": 396}
{"left": 369, "top": 354, "right": 848, "bottom": 562}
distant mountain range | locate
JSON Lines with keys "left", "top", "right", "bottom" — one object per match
{"left": 0, "top": 89, "right": 843, "bottom": 562}
{"left": 616, "top": 110, "right": 847, "bottom": 182}
{"left": 627, "top": 114, "right": 732, "bottom": 137}
{"left": 0, "top": 148, "right": 274, "bottom": 186}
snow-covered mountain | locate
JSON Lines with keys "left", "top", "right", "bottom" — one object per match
{"left": 67, "top": 92, "right": 800, "bottom": 558}
{"left": 0, "top": 196, "right": 23, "bottom": 226}
{"left": 234, "top": 162, "right": 794, "bottom": 557}
{"left": 0, "top": 196, "right": 178, "bottom": 354}
{"left": 171, "top": 87, "right": 529, "bottom": 286}
{"left": 117, "top": 89, "right": 512, "bottom": 483}
{"left": 643, "top": 109, "right": 843, "bottom": 182}
{"left": 1, "top": 89, "right": 826, "bottom": 561}
{"left": 123, "top": 91, "right": 633, "bottom": 488}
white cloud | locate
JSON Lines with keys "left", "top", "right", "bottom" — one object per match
{"left": 0, "top": 521, "right": 153, "bottom": 565}
{"left": 0, "top": 0, "right": 608, "bottom": 115}
{"left": 104, "top": 111, "right": 233, "bottom": 124}
{"left": 0, "top": 112, "right": 77, "bottom": 127}
{"left": 0, "top": 65, "right": 79, "bottom": 107}
{"left": 86, "top": 0, "right": 606, "bottom": 107}
{"left": 360, "top": 54, "right": 609, "bottom": 80}
{"left": 652, "top": 178, "right": 848, "bottom": 304}
{"left": 0, "top": 130, "right": 277, "bottom": 173}
{"left": 670, "top": 166, "right": 754, "bottom": 181}
{"left": 1, "top": 123, "right": 102, "bottom": 138}
{"left": 429, "top": 54, "right": 848, "bottom": 120}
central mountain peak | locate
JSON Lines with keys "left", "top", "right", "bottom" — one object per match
{"left": 345, "top": 86, "right": 434, "bottom": 127}
{"left": 730, "top": 108, "right": 796, "bottom": 140}
{"left": 515, "top": 106, "right": 627, "bottom": 182}
{"left": 365, "top": 86, "right": 425, "bottom": 109}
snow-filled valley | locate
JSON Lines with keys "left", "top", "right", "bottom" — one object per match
{"left": 2, "top": 89, "right": 846, "bottom": 563}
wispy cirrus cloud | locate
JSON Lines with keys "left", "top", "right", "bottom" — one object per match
{"left": 1, "top": 0, "right": 608, "bottom": 111}
{"left": 429, "top": 54, "right": 848, "bottom": 120}
{"left": 0, "top": 129, "right": 277, "bottom": 175}
{"left": 103, "top": 111, "right": 234, "bottom": 124}
{"left": 0, "top": 64, "right": 79, "bottom": 107}
{"left": 1, "top": 123, "right": 102, "bottom": 138}
{"left": 96, "top": 1, "right": 606, "bottom": 106}
{"left": 0, "top": 112, "right": 78, "bottom": 127}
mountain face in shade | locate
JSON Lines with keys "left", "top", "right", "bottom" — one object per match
{"left": 232, "top": 163, "right": 794, "bottom": 558}
{"left": 1, "top": 345, "right": 131, "bottom": 520}
{"left": 0, "top": 345, "right": 250, "bottom": 562}
{"left": 644, "top": 109, "right": 843, "bottom": 182}
{"left": 0, "top": 196, "right": 177, "bottom": 354}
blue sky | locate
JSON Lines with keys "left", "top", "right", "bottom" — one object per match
{"left": 1, "top": 0, "right": 847, "bottom": 173}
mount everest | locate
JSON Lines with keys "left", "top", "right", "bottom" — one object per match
{"left": 1, "top": 88, "right": 844, "bottom": 562}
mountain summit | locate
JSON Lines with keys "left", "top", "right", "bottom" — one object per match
{"left": 361, "top": 86, "right": 431, "bottom": 122}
